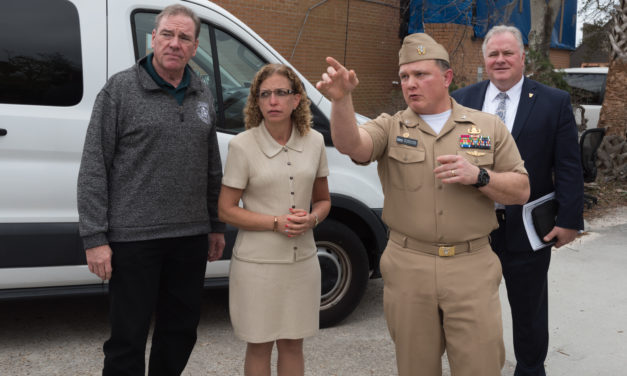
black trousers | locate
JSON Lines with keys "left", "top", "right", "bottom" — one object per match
{"left": 491, "top": 220, "right": 551, "bottom": 376}
{"left": 103, "top": 235, "right": 208, "bottom": 376}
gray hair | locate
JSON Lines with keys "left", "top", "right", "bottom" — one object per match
{"left": 435, "top": 59, "right": 451, "bottom": 72}
{"left": 155, "top": 4, "right": 201, "bottom": 39}
{"left": 482, "top": 25, "right": 525, "bottom": 57}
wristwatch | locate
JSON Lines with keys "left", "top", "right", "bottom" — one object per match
{"left": 473, "top": 167, "right": 490, "bottom": 188}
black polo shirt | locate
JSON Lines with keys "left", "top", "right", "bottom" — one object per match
{"left": 141, "top": 52, "right": 191, "bottom": 105}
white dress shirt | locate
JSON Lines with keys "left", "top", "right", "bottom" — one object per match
{"left": 482, "top": 77, "right": 524, "bottom": 133}
{"left": 482, "top": 76, "right": 524, "bottom": 209}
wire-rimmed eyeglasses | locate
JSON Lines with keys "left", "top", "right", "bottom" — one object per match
{"left": 258, "top": 89, "right": 295, "bottom": 99}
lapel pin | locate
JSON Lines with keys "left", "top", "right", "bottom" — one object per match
{"left": 529, "top": 93, "right": 534, "bottom": 98}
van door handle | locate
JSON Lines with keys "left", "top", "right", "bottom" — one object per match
{"left": 0, "top": 128, "right": 7, "bottom": 136}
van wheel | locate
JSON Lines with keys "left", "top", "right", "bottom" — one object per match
{"left": 315, "top": 219, "right": 369, "bottom": 328}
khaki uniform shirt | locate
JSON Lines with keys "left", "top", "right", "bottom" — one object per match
{"left": 222, "top": 122, "right": 329, "bottom": 263}
{"left": 360, "top": 98, "right": 527, "bottom": 243}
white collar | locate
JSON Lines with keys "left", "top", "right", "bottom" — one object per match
{"left": 486, "top": 76, "right": 524, "bottom": 101}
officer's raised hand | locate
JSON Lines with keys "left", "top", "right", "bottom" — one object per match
{"left": 316, "top": 57, "right": 359, "bottom": 101}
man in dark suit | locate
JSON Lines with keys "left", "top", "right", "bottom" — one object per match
{"left": 452, "top": 25, "right": 584, "bottom": 376}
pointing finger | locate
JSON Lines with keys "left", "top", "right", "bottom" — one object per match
{"left": 325, "top": 56, "right": 344, "bottom": 70}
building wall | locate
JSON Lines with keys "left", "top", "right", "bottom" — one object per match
{"left": 426, "top": 24, "right": 572, "bottom": 89}
{"left": 425, "top": 24, "right": 485, "bottom": 89}
{"left": 207, "top": 2, "right": 572, "bottom": 116}
{"left": 549, "top": 50, "right": 571, "bottom": 69}
{"left": 212, "top": 0, "right": 403, "bottom": 118}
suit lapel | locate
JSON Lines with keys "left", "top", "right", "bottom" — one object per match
{"left": 468, "top": 81, "right": 490, "bottom": 110}
{"left": 511, "top": 78, "right": 537, "bottom": 140}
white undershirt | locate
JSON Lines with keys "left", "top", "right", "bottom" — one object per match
{"left": 482, "top": 77, "right": 524, "bottom": 132}
{"left": 419, "top": 109, "right": 452, "bottom": 135}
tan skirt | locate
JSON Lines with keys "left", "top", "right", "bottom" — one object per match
{"left": 228, "top": 254, "right": 321, "bottom": 343}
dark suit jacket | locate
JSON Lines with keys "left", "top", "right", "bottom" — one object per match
{"left": 452, "top": 77, "right": 584, "bottom": 252}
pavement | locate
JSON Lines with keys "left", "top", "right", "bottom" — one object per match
{"left": 498, "top": 206, "right": 627, "bottom": 376}
{"left": 0, "top": 207, "right": 625, "bottom": 375}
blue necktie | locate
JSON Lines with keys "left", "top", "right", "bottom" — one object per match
{"left": 495, "top": 92, "right": 508, "bottom": 123}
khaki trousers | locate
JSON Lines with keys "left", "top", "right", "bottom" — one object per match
{"left": 380, "top": 239, "right": 505, "bottom": 376}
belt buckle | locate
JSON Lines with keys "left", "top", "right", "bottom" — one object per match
{"left": 438, "top": 246, "right": 455, "bottom": 257}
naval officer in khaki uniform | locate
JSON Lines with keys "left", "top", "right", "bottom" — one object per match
{"left": 316, "top": 33, "right": 530, "bottom": 376}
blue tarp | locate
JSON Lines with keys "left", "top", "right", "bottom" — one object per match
{"left": 408, "top": 0, "right": 577, "bottom": 50}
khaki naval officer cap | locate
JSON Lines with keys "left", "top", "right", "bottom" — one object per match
{"left": 398, "top": 33, "right": 450, "bottom": 65}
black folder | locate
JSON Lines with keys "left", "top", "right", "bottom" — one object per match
{"left": 531, "top": 199, "right": 558, "bottom": 243}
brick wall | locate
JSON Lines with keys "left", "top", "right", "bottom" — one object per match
{"left": 212, "top": 0, "right": 403, "bottom": 118}
{"left": 208, "top": 1, "right": 572, "bottom": 117}
{"left": 424, "top": 24, "right": 486, "bottom": 88}
{"left": 549, "top": 50, "right": 571, "bottom": 69}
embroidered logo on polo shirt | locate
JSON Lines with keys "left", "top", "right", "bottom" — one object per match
{"left": 197, "top": 102, "right": 210, "bottom": 124}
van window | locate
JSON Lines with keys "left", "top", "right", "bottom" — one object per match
{"left": 563, "top": 73, "right": 607, "bottom": 106}
{"left": 214, "top": 28, "right": 265, "bottom": 132}
{"left": 0, "top": 0, "right": 83, "bottom": 106}
{"left": 132, "top": 11, "right": 265, "bottom": 133}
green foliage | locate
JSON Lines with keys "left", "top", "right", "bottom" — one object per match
{"left": 448, "top": 81, "right": 465, "bottom": 93}
{"left": 581, "top": 21, "right": 611, "bottom": 51}
{"left": 525, "top": 48, "right": 571, "bottom": 92}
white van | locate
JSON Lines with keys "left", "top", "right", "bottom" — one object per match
{"left": 560, "top": 67, "right": 608, "bottom": 129}
{"left": 0, "top": 0, "right": 387, "bottom": 328}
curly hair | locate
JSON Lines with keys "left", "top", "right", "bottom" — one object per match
{"left": 244, "top": 64, "right": 312, "bottom": 136}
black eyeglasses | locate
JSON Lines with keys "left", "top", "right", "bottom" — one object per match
{"left": 258, "top": 89, "right": 295, "bottom": 99}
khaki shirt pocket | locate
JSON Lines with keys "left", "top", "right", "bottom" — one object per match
{"left": 457, "top": 150, "right": 494, "bottom": 167}
{"left": 387, "top": 147, "right": 426, "bottom": 191}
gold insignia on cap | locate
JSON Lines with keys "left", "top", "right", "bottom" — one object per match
{"left": 403, "top": 132, "right": 409, "bottom": 138}
{"left": 399, "top": 33, "right": 450, "bottom": 65}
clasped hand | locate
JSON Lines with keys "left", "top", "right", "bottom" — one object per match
{"left": 279, "top": 208, "right": 315, "bottom": 237}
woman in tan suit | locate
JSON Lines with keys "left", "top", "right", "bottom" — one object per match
{"left": 218, "top": 64, "right": 331, "bottom": 376}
